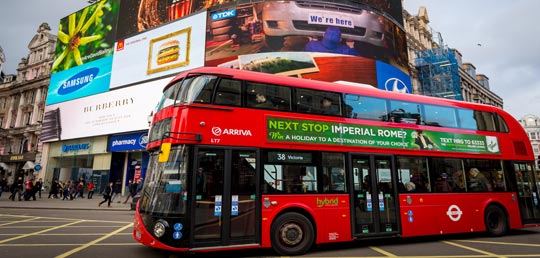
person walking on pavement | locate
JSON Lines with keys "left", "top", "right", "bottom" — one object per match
{"left": 48, "top": 179, "right": 60, "bottom": 199}
{"left": 77, "top": 177, "right": 86, "bottom": 198}
{"left": 87, "top": 181, "right": 95, "bottom": 199}
{"left": 0, "top": 177, "right": 6, "bottom": 198}
{"left": 111, "top": 179, "right": 122, "bottom": 203}
{"left": 99, "top": 182, "right": 114, "bottom": 207}
{"left": 35, "top": 178, "right": 43, "bottom": 198}
{"left": 11, "top": 176, "right": 24, "bottom": 201}
{"left": 123, "top": 179, "right": 136, "bottom": 204}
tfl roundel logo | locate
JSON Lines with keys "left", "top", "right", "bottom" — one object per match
{"left": 212, "top": 127, "right": 222, "bottom": 136}
{"left": 58, "top": 68, "right": 99, "bottom": 95}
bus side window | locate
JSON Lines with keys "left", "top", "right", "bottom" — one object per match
{"left": 295, "top": 89, "right": 313, "bottom": 113}
{"left": 214, "top": 79, "right": 242, "bottom": 106}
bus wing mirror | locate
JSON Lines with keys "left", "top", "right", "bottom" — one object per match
{"left": 158, "top": 143, "right": 171, "bottom": 162}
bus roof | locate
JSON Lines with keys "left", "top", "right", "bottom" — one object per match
{"left": 167, "top": 66, "right": 503, "bottom": 114}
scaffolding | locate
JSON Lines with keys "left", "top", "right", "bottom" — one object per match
{"left": 414, "top": 32, "right": 462, "bottom": 101}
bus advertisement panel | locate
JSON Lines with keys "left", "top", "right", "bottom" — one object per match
{"left": 266, "top": 117, "right": 501, "bottom": 154}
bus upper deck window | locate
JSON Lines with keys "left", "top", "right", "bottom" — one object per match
{"left": 183, "top": 75, "right": 217, "bottom": 104}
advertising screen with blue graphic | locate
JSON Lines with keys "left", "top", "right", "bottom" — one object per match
{"left": 376, "top": 61, "right": 412, "bottom": 94}
{"left": 47, "top": 56, "right": 113, "bottom": 105}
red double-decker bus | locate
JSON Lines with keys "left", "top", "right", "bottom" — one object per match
{"left": 133, "top": 67, "right": 540, "bottom": 255}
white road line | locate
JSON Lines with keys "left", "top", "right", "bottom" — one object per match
{"left": 54, "top": 223, "right": 133, "bottom": 258}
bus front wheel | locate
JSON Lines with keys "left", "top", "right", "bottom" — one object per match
{"left": 271, "top": 212, "right": 314, "bottom": 256}
{"left": 484, "top": 205, "right": 508, "bottom": 237}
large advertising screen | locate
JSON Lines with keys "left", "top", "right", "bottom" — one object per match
{"left": 47, "top": 0, "right": 120, "bottom": 105}
{"left": 204, "top": 1, "right": 410, "bottom": 91}
{"left": 52, "top": 0, "right": 119, "bottom": 74}
{"left": 41, "top": 77, "right": 169, "bottom": 142}
{"left": 110, "top": 12, "right": 206, "bottom": 88}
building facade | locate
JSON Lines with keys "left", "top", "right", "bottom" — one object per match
{"left": 519, "top": 115, "right": 540, "bottom": 167}
{"left": 0, "top": 23, "right": 53, "bottom": 184}
{"left": 403, "top": 7, "right": 503, "bottom": 108}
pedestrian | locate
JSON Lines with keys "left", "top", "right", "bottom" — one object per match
{"left": 62, "top": 180, "right": 71, "bottom": 201}
{"left": 76, "top": 181, "right": 84, "bottom": 198}
{"left": 24, "top": 178, "right": 34, "bottom": 201}
{"left": 9, "top": 182, "right": 17, "bottom": 201}
{"left": 99, "top": 182, "right": 114, "bottom": 207}
{"left": 0, "top": 177, "right": 5, "bottom": 198}
{"left": 35, "top": 178, "right": 43, "bottom": 198}
{"left": 14, "top": 176, "right": 24, "bottom": 201}
{"left": 48, "top": 179, "right": 60, "bottom": 199}
{"left": 87, "top": 181, "right": 95, "bottom": 199}
{"left": 136, "top": 178, "right": 143, "bottom": 193}
{"left": 123, "top": 180, "right": 134, "bottom": 204}
{"left": 111, "top": 179, "right": 122, "bottom": 203}
{"left": 77, "top": 177, "right": 85, "bottom": 198}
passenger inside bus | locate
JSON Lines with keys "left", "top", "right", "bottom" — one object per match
{"left": 320, "top": 97, "right": 339, "bottom": 115}
{"left": 468, "top": 168, "right": 492, "bottom": 192}
{"left": 332, "top": 169, "right": 346, "bottom": 191}
{"left": 404, "top": 182, "right": 416, "bottom": 192}
{"left": 254, "top": 93, "right": 275, "bottom": 109}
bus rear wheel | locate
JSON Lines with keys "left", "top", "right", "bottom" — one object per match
{"left": 484, "top": 205, "right": 508, "bottom": 237}
{"left": 271, "top": 212, "right": 314, "bottom": 256}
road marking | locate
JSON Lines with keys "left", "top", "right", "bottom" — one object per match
{"left": 0, "top": 220, "right": 84, "bottom": 244}
{"left": 442, "top": 240, "right": 502, "bottom": 257}
{"left": 370, "top": 246, "right": 398, "bottom": 257}
{"left": 458, "top": 239, "right": 540, "bottom": 247}
{"left": 0, "top": 217, "right": 40, "bottom": 226}
{"left": 0, "top": 243, "right": 140, "bottom": 247}
{"left": 54, "top": 223, "right": 133, "bottom": 258}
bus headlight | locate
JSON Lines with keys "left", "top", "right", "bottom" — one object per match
{"left": 153, "top": 220, "right": 169, "bottom": 238}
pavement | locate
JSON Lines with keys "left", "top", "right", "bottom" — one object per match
{"left": 0, "top": 193, "right": 133, "bottom": 211}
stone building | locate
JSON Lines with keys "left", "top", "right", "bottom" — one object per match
{"left": 403, "top": 6, "right": 503, "bottom": 108}
{"left": 0, "top": 23, "right": 55, "bottom": 183}
{"left": 519, "top": 115, "right": 540, "bottom": 167}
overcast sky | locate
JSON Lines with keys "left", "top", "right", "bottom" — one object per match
{"left": 1, "top": 0, "right": 538, "bottom": 120}
{"left": 403, "top": 0, "right": 540, "bottom": 120}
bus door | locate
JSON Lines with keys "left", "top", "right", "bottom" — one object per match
{"left": 351, "top": 154, "right": 399, "bottom": 237}
{"left": 513, "top": 162, "right": 540, "bottom": 224}
{"left": 191, "top": 148, "right": 259, "bottom": 248}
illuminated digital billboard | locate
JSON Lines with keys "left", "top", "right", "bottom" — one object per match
{"left": 110, "top": 12, "right": 206, "bottom": 88}
{"left": 52, "top": 0, "right": 119, "bottom": 74}
{"left": 41, "top": 77, "right": 169, "bottom": 142}
{"left": 204, "top": 1, "right": 410, "bottom": 91}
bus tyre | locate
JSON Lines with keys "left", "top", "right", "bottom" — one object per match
{"left": 271, "top": 212, "right": 314, "bottom": 256}
{"left": 484, "top": 205, "right": 508, "bottom": 237}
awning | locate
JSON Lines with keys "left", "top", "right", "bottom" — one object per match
{"left": 22, "top": 161, "right": 35, "bottom": 170}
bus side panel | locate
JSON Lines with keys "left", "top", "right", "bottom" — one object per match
{"left": 399, "top": 193, "right": 521, "bottom": 237}
{"left": 260, "top": 195, "right": 353, "bottom": 247}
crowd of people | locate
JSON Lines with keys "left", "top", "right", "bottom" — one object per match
{"left": 0, "top": 176, "right": 142, "bottom": 208}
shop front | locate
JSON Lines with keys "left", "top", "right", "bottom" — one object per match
{"left": 108, "top": 131, "right": 149, "bottom": 195}
{"left": 0, "top": 152, "right": 37, "bottom": 184}
{"left": 45, "top": 136, "right": 111, "bottom": 193}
